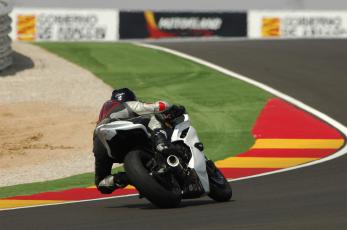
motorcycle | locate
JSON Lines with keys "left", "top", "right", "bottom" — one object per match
{"left": 95, "top": 113, "right": 232, "bottom": 208}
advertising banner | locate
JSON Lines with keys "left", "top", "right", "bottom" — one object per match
{"left": 249, "top": 11, "right": 347, "bottom": 38}
{"left": 10, "top": 8, "right": 119, "bottom": 41}
{"left": 119, "top": 11, "right": 247, "bottom": 39}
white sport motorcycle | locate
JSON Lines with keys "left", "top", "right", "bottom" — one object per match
{"left": 95, "top": 114, "right": 232, "bottom": 208}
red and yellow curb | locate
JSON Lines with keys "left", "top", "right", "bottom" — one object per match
{"left": 0, "top": 186, "right": 138, "bottom": 209}
{"left": 0, "top": 98, "right": 345, "bottom": 210}
{"left": 217, "top": 98, "right": 345, "bottom": 179}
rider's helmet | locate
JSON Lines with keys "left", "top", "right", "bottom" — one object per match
{"left": 111, "top": 88, "right": 137, "bottom": 102}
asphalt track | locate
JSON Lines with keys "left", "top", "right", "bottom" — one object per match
{"left": 1, "top": 40, "right": 347, "bottom": 229}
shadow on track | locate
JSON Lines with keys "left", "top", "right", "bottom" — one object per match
{"left": 107, "top": 198, "right": 235, "bottom": 210}
{"left": 0, "top": 51, "right": 34, "bottom": 77}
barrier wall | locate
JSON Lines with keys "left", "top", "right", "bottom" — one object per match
{"left": 7, "top": 8, "right": 347, "bottom": 41}
{"left": 0, "top": 0, "right": 13, "bottom": 71}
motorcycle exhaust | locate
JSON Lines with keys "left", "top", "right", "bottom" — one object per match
{"left": 166, "top": 155, "right": 187, "bottom": 184}
{"left": 166, "top": 155, "right": 180, "bottom": 167}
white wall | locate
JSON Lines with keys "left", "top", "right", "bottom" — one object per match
{"left": 13, "top": 0, "right": 347, "bottom": 10}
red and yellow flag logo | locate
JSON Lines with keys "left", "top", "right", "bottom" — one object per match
{"left": 262, "top": 17, "right": 281, "bottom": 37}
{"left": 17, "top": 15, "right": 36, "bottom": 41}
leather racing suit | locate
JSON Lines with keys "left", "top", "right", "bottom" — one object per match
{"left": 93, "top": 99, "right": 176, "bottom": 194}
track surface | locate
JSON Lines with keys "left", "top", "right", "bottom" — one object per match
{"left": 1, "top": 40, "right": 347, "bottom": 229}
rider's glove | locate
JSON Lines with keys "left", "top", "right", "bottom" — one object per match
{"left": 162, "top": 105, "right": 186, "bottom": 120}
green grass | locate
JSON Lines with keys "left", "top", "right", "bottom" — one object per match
{"left": 0, "top": 42, "right": 271, "bottom": 198}
{"left": 37, "top": 42, "right": 271, "bottom": 159}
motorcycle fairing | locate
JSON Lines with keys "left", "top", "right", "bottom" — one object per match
{"left": 95, "top": 121, "right": 151, "bottom": 159}
{"left": 171, "top": 115, "right": 210, "bottom": 193}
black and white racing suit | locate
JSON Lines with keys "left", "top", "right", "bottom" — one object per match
{"left": 93, "top": 100, "right": 171, "bottom": 194}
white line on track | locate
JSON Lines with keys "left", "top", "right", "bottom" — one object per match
{"left": 136, "top": 42, "right": 347, "bottom": 182}
{"left": 2, "top": 41, "right": 347, "bottom": 212}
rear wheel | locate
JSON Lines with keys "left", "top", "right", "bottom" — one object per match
{"left": 124, "top": 150, "right": 182, "bottom": 208}
{"left": 206, "top": 160, "right": 232, "bottom": 202}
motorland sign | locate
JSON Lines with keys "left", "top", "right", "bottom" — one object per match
{"left": 119, "top": 11, "right": 247, "bottom": 39}
{"left": 157, "top": 16, "right": 223, "bottom": 30}
{"left": 248, "top": 11, "right": 347, "bottom": 38}
{"left": 10, "top": 8, "right": 119, "bottom": 41}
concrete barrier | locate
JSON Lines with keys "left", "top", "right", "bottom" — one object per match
{"left": 0, "top": 0, "right": 13, "bottom": 71}
{"left": 7, "top": 8, "right": 347, "bottom": 42}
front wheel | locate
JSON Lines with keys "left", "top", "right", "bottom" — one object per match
{"left": 124, "top": 150, "right": 182, "bottom": 208}
{"left": 206, "top": 160, "right": 232, "bottom": 202}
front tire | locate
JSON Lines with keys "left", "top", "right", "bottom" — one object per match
{"left": 206, "top": 160, "right": 232, "bottom": 202}
{"left": 124, "top": 150, "right": 182, "bottom": 208}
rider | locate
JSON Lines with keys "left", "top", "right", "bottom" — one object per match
{"left": 93, "top": 88, "right": 185, "bottom": 194}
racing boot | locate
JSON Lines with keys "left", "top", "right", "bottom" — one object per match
{"left": 97, "top": 172, "right": 130, "bottom": 194}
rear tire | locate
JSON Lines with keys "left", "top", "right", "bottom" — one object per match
{"left": 124, "top": 150, "right": 182, "bottom": 208}
{"left": 207, "top": 161, "right": 232, "bottom": 202}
